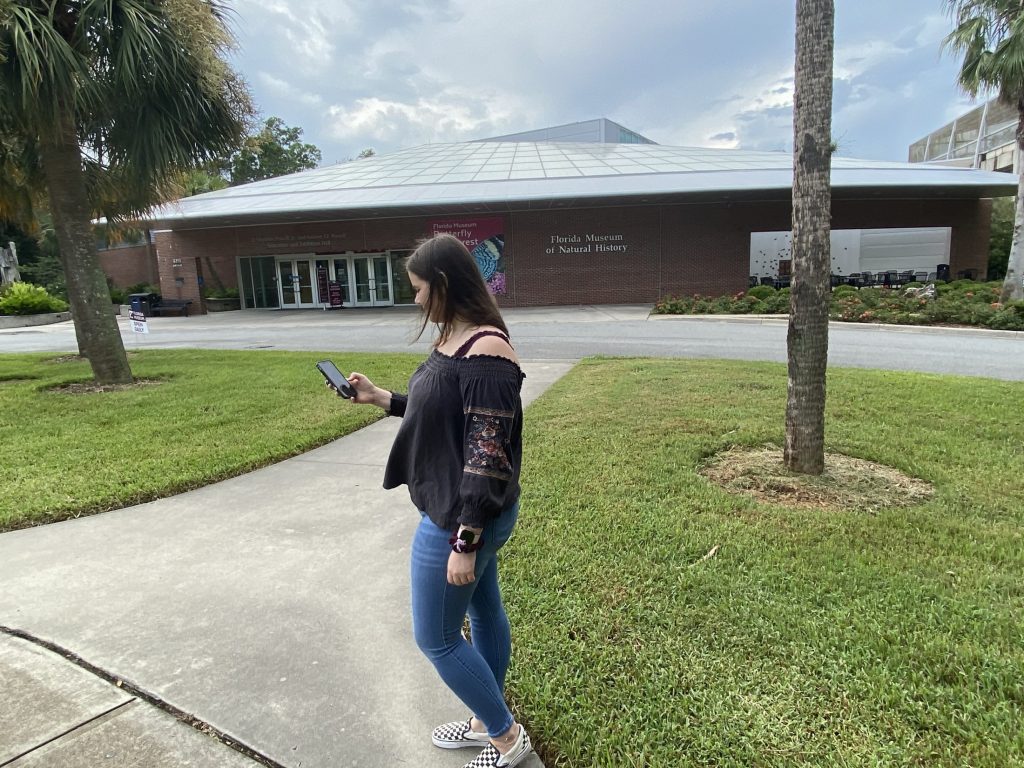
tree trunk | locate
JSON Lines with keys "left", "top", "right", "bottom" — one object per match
{"left": 785, "top": 0, "right": 834, "bottom": 475}
{"left": 1000, "top": 100, "right": 1024, "bottom": 302}
{"left": 38, "top": 115, "right": 132, "bottom": 384}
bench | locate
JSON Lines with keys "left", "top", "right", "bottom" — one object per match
{"left": 149, "top": 299, "right": 192, "bottom": 317}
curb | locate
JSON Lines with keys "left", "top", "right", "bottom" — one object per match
{"left": 0, "top": 311, "right": 71, "bottom": 330}
{"left": 649, "top": 314, "right": 788, "bottom": 325}
{"left": 649, "top": 313, "right": 1024, "bottom": 339}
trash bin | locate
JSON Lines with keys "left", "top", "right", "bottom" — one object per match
{"left": 936, "top": 264, "right": 950, "bottom": 283}
{"left": 129, "top": 292, "right": 158, "bottom": 314}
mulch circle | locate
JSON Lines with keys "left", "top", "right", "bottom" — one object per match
{"left": 49, "top": 378, "right": 162, "bottom": 394}
{"left": 700, "top": 445, "right": 934, "bottom": 511}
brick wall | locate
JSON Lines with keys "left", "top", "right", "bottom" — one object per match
{"left": 510, "top": 208, "right": 659, "bottom": 305}
{"left": 661, "top": 203, "right": 751, "bottom": 300}
{"left": 152, "top": 231, "right": 202, "bottom": 313}
{"left": 151, "top": 196, "right": 994, "bottom": 311}
{"left": 97, "top": 244, "right": 158, "bottom": 288}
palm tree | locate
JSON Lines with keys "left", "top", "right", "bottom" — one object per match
{"left": 945, "top": 0, "right": 1024, "bottom": 302}
{"left": 785, "top": 0, "right": 834, "bottom": 475}
{"left": 0, "top": 1, "right": 250, "bottom": 383}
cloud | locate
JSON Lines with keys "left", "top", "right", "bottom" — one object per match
{"left": 222, "top": 0, "right": 978, "bottom": 165}
{"left": 257, "top": 72, "right": 323, "bottom": 107}
{"left": 325, "top": 94, "right": 513, "bottom": 146}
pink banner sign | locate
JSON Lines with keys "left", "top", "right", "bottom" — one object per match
{"left": 430, "top": 217, "right": 507, "bottom": 294}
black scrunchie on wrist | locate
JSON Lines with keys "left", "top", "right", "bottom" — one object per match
{"left": 449, "top": 533, "right": 485, "bottom": 553}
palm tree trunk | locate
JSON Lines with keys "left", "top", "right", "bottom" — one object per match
{"left": 785, "top": 0, "right": 834, "bottom": 475}
{"left": 38, "top": 114, "right": 132, "bottom": 384}
{"left": 1000, "top": 99, "right": 1024, "bottom": 302}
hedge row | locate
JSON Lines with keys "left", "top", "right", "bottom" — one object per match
{"left": 654, "top": 280, "right": 1024, "bottom": 331}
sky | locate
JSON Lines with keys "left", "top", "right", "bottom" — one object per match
{"left": 223, "top": 0, "right": 980, "bottom": 166}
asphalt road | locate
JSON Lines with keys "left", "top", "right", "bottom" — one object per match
{"left": 2, "top": 304, "right": 1022, "bottom": 380}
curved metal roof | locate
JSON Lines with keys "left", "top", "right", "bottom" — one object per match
{"left": 151, "top": 141, "right": 1017, "bottom": 228}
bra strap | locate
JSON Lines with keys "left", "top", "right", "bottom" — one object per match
{"left": 453, "top": 330, "right": 512, "bottom": 358}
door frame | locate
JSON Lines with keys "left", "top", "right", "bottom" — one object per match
{"left": 276, "top": 255, "right": 319, "bottom": 309}
{"left": 349, "top": 252, "right": 395, "bottom": 307}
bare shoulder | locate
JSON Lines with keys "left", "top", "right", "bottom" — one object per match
{"left": 466, "top": 328, "right": 518, "bottom": 364}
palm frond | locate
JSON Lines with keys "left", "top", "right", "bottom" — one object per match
{"left": 0, "top": 4, "right": 90, "bottom": 134}
{"left": 0, "top": 121, "right": 43, "bottom": 226}
{"left": 1, "top": 0, "right": 252, "bottom": 220}
{"left": 944, "top": 0, "right": 1024, "bottom": 100}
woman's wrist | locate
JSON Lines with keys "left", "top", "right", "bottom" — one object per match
{"left": 375, "top": 388, "right": 392, "bottom": 410}
{"left": 450, "top": 525, "right": 485, "bottom": 554}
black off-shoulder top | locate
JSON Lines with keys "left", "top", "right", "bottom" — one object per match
{"left": 383, "top": 350, "right": 525, "bottom": 531}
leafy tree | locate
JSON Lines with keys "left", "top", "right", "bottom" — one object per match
{"left": 223, "top": 116, "right": 321, "bottom": 185}
{"left": 944, "top": 0, "right": 1024, "bottom": 301}
{"left": 0, "top": 220, "right": 37, "bottom": 276}
{"left": 989, "top": 196, "right": 1013, "bottom": 280}
{"left": 0, "top": 217, "right": 65, "bottom": 298}
{"left": 357, "top": 148, "right": 376, "bottom": 159}
{"left": 0, "top": 0, "right": 251, "bottom": 383}
{"left": 785, "top": 0, "right": 834, "bottom": 475}
{"left": 182, "top": 168, "right": 230, "bottom": 197}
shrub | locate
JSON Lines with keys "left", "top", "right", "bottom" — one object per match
{"left": 0, "top": 282, "right": 69, "bottom": 315}
{"left": 746, "top": 285, "right": 776, "bottom": 300}
{"left": 206, "top": 287, "right": 240, "bottom": 299}
{"left": 857, "top": 287, "right": 882, "bottom": 308}
{"left": 733, "top": 295, "right": 763, "bottom": 314}
{"left": 757, "top": 292, "right": 788, "bottom": 313}
{"left": 126, "top": 282, "right": 160, "bottom": 295}
{"left": 658, "top": 283, "right": 1019, "bottom": 330}
{"left": 987, "top": 306, "right": 1024, "bottom": 330}
{"left": 653, "top": 296, "right": 695, "bottom": 314}
{"left": 710, "top": 295, "right": 735, "bottom": 313}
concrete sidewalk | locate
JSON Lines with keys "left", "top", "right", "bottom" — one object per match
{"left": 0, "top": 359, "right": 574, "bottom": 767}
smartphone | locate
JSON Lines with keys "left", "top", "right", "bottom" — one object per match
{"left": 316, "top": 360, "right": 356, "bottom": 399}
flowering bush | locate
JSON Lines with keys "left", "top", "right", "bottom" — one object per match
{"left": 652, "top": 280, "right": 1024, "bottom": 331}
{"left": 0, "top": 282, "right": 69, "bottom": 315}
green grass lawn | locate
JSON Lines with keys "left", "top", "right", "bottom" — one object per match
{"left": 3, "top": 351, "right": 1021, "bottom": 765}
{"left": 0, "top": 350, "right": 421, "bottom": 530}
{"left": 507, "top": 359, "right": 1024, "bottom": 767}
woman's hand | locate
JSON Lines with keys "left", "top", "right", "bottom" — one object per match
{"left": 346, "top": 372, "right": 385, "bottom": 406}
{"left": 447, "top": 551, "right": 476, "bottom": 586}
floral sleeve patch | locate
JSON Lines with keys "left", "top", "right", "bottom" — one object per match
{"left": 464, "top": 411, "right": 512, "bottom": 480}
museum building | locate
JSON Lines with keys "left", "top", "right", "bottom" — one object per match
{"left": 109, "top": 120, "right": 1016, "bottom": 313}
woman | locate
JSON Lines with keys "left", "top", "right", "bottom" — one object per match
{"left": 340, "top": 233, "right": 533, "bottom": 768}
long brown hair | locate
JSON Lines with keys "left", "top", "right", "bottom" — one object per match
{"left": 405, "top": 233, "right": 509, "bottom": 346}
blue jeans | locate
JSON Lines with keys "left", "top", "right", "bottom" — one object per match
{"left": 411, "top": 503, "right": 519, "bottom": 737}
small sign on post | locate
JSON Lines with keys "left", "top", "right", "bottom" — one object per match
{"left": 129, "top": 310, "right": 149, "bottom": 334}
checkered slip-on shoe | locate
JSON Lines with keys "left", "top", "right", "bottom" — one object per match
{"left": 432, "top": 718, "right": 490, "bottom": 749}
{"left": 463, "top": 725, "right": 532, "bottom": 768}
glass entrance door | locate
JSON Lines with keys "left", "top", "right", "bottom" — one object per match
{"left": 351, "top": 255, "right": 394, "bottom": 307}
{"left": 239, "top": 256, "right": 279, "bottom": 308}
{"left": 332, "top": 258, "right": 352, "bottom": 306}
{"left": 278, "top": 259, "right": 316, "bottom": 308}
